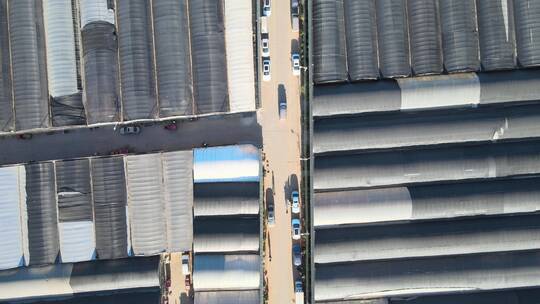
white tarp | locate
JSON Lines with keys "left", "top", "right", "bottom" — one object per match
{"left": 0, "top": 166, "right": 24, "bottom": 270}
{"left": 194, "top": 145, "right": 260, "bottom": 183}
{"left": 224, "top": 0, "right": 255, "bottom": 112}
{"left": 79, "top": 0, "right": 115, "bottom": 28}
{"left": 162, "top": 151, "right": 193, "bottom": 252}
{"left": 126, "top": 154, "right": 167, "bottom": 255}
{"left": 43, "top": 0, "right": 79, "bottom": 97}
{"left": 59, "top": 221, "right": 96, "bottom": 263}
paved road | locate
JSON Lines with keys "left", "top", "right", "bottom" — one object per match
{"left": 259, "top": 1, "right": 303, "bottom": 303}
{"left": 0, "top": 112, "right": 261, "bottom": 166}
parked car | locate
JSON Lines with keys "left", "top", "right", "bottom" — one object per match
{"left": 181, "top": 253, "right": 190, "bottom": 275}
{"left": 295, "top": 280, "right": 303, "bottom": 293}
{"left": 263, "top": 0, "right": 271, "bottom": 16}
{"left": 279, "top": 100, "right": 287, "bottom": 120}
{"left": 263, "top": 59, "right": 271, "bottom": 81}
{"left": 292, "top": 54, "right": 301, "bottom": 76}
{"left": 293, "top": 244, "right": 302, "bottom": 266}
{"left": 292, "top": 219, "right": 301, "bottom": 240}
{"left": 291, "top": 0, "right": 299, "bottom": 16}
{"left": 261, "top": 16, "right": 268, "bottom": 34}
{"left": 278, "top": 84, "right": 286, "bottom": 119}
{"left": 119, "top": 125, "right": 140, "bottom": 135}
{"left": 261, "top": 37, "right": 270, "bottom": 57}
{"left": 291, "top": 191, "right": 300, "bottom": 214}
{"left": 267, "top": 202, "right": 275, "bottom": 226}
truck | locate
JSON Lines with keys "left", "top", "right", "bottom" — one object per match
{"left": 291, "top": 0, "right": 299, "bottom": 32}
{"left": 295, "top": 280, "right": 304, "bottom": 304}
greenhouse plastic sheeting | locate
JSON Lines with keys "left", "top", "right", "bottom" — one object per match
{"left": 194, "top": 145, "right": 260, "bottom": 183}
{"left": 25, "top": 162, "right": 59, "bottom": 266}
{"left": 117, "top": 0, "right": 157, "bottom": 120}
{"left": 91, "top": 157, "right": 128, "bottom": 260}
{"left": 376, "top": 0, "right": 411, "bottom": 78}
{"left": 193, "top": 254, "right": 260, "bottom": 291}
{"left": 189, "top": 0, "right": 229, "bottom": 114}
{"left": 51, "top": 93, "right": 86, "bottom": 127}
{"left": 0, "top": 166, "right": 24, "bottom": 270}
{"left": 195, "top": 290, "right": 260, "bottom": 304}
{"left": 224, "top": 0, "right": 255, "bottom": 112}
{"left": 55, "top": 159, "right": 93, "bottom": 222}
{"left": 194, "top": 182, "right": 260, "bottom": 217}
{"left": 407, "top": 0, "right": 443, "bottom": 75}
{"left": 152, "top": 0, "right": 193, "bottom": 117}
{"left": 82, "top": 22, "right": 120, "bottom": 124}
{"left": 312, "top": 0, "right": 347, "bottom": 83}
{"left": 59, "top": 221, "right": 95, "bottom": 263}
{"left": 314, "top": 140, "right": 540, "bottom": 190}
{"left": 162, "top": 151, "right": 193, "bottom": 252}
{"left": 513, "top": 0, "right": 540, "bottom": 67}
{"left": 194, "top": 217, "right": 259, "bottom": 253}
{"left": 0, "top": 0, "right": 12, "bottom": 132}
{"left": 315, "top": 214, "right": 540, "bottom": 264}
{"left": 439, "top": 0, "right": 480, "bottom": 72}
{"left": 79, "top": 0, "right": 115, "bottom": 28}
{"left": 477, "top": 0, "right": 516, "bottom": 70}
{"left": 314, "top": 178, "right": 540, "bottom": 227}
{"left": 43, "top": 0, "right": 79, "bottom": 98}
{"left": 9, "top": 0, "right": 50, "bottom": 131}
{"left": 343, "top": 0, "right": 378, "bottom": 81}
{"left": 125, "top": 154, "right": 166, "bottom": 255}
{"left": 315, "top": 251, "right": 540, "bottom": 302}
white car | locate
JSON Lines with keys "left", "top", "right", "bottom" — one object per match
{"left": 292, "top": 54, "right": 300, "bottom": 76}
{"left": 263, "top": 0, "right": 271, "bottom": 16}
{"left": 261, "top": 38, "right": 270, "bottom": 57}
{"left": 291, "top": 191, "right": 300, "bottom": 214}
{"left": 262, "top": 59, "right": 271, "bottom": 81}
{"left": 292, "top": 219, "right": 301, "bottom": 240}
{"left": 181, "top": 253, "right": 190, "bottom": 275}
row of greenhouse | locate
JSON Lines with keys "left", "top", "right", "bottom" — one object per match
{"left": 312, "top": 0, "right": 540, "bottom": 83}
{"left": 0, "top": 0, "right": 256, "bottom": 133}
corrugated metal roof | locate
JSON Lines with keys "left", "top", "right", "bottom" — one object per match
{"left": 376, "top": 0, "right": 410, "bottom": 78}
{"left": 315, "top": 250, "right": 540, "bottom": 301}
{"left": 9, "top": 0, "right": 50, "bottom": 131}
{"left": 194, "top": 145, "right": 260, "bottom": 183}
{"left": 195, "top": 290, "right": 260, "bottom": 304}
{"left": 189, "top": 0, "right": 229, "bottom": 114}
{"left": 125, "top": 154, "right": 167, "bottom": 255}
{"left": 388, "top": 288, "right": 540, "bottom": 304}
{"left": 152, "top": 0, "right": 193, "bottom": 117}
{"left": 194, "top": 182, "right": 260, "bottom": 217}
{"left": 193, "top": 254, "right": 260, "bottom": 291}
{"left": 314, "top": 177, "right": 540, "bottom": 227}
{"left": 224, "top": 0, "right": 255, "bottom": 112}
{"left": 117, "top": 0, "right": 157, "bottom": 120}
{"left": 194, "top": 217, "right": 259, "bottom": 253}
{"left": 315, "top": 214, "right": 540, "bottom": 264}
{"left": 0, "top": 166, "right": 24, "bottom": 270}
{"left": 25, "top": 162, "right": 59, "bottom": 266}
{"left": 514, "top": 0, "right": 540, "bottom": 67}
{"left": 91, "top": 157, "right": 128, "bottom": 260}
{"left": 162, "top": 151, "right": 193, "bottom": 252}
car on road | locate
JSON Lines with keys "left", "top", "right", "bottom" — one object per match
{"left": 292, "top": 218, "right": 301, "bottom": 240}
{"left": 263, "top": 59, "right": 271, "bottom": 81}
{"left": 291, "top": 191, "right": 300, "bottom": 214}
{"left": 119, "top": 125, "right": 140, "bottom": 135}
{"left": 279, "top": 100, "right": 287, "bottom": 120}
{"left": 261, "top": 37, "right": 270, "bottom": 57}
{"left": 293, "top": 244, "right": 301, "bottom": 266}
{"left": 295, "top": 280, "right": 303, "bottom": 293}
{"left": 267, "top": 202, "right": 275, "bottom": 226}
{"left": 292, "top": 54, "right": 301, "bottom": 76}
{"left": 181, "top": 253, "right": 190, "bottom": 275}
{"left": 263, "top": 0, "right": 271, "bottom": 16}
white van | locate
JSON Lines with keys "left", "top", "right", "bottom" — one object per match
{"left": 261, "top": 16, "right": 268, "bottom": 34}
